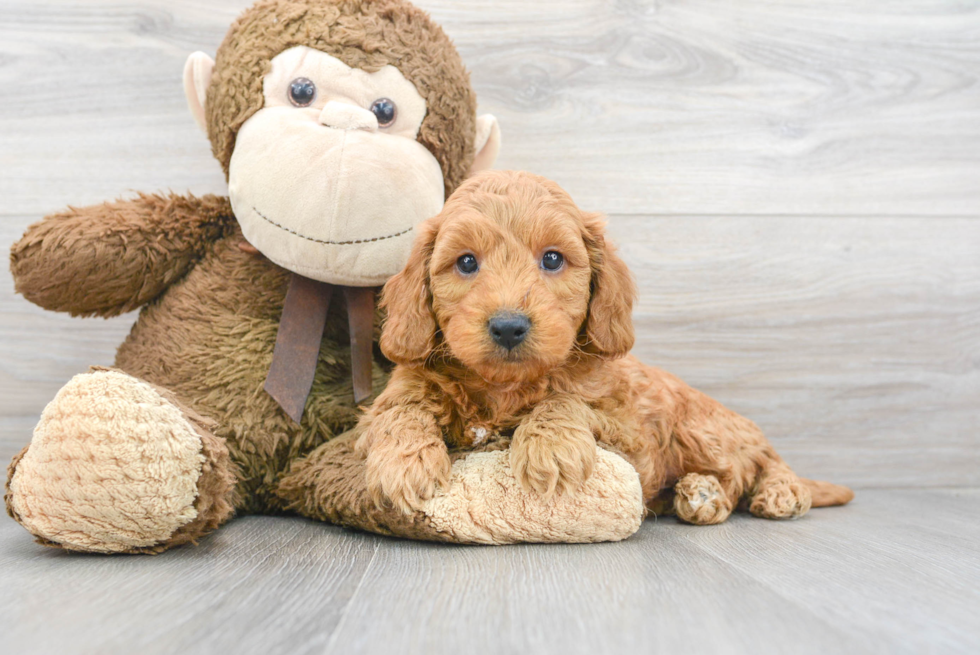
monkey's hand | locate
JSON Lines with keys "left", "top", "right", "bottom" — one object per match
{"left": 10, "top": 193, "right": 234, "bottom": 317}
{"left": 355, "top": 405, "right": 451, "bottom": 514}
{"left": 510, "top": 394, "right": 598, "bottom": 500}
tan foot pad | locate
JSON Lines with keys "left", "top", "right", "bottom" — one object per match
{"left": 8, "top": 370, "right": 206, "bottom": 553}
{"left": 422, "top": 448, "right": 644, "bottom": 544}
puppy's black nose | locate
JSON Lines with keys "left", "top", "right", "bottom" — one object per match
{"left": 488, "top": 312, "right": 531, "bottom": 351}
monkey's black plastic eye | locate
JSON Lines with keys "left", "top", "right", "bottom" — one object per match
{"left": 456, "top": 254, "right": 479, "bottom": 275}
{"left": 541, "top": 251, "right": 564, "bottom": 271}
{"left": 370, "top": 98, "right": 397, "bottom": 127}
{"left": 288, "top": 77, "right": 317, "bottom": 107}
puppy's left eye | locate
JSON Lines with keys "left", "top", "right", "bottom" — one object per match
{"left": 541, "top": 251, "right": 564, "bottom": 271}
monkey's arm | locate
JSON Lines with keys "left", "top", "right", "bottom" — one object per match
{"left": 10, "top": 193, "right": 235, "bottom": 317}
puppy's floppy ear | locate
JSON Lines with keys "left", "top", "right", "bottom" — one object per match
{"left": 380, "top": 216, "right": 441, "bottom": 364}
{"left": 581, "top": 213, "right": 636, "bottom": 358}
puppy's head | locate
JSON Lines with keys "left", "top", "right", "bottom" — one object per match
{"left": 380, "top": 170, "right": 636, "bottom": 384}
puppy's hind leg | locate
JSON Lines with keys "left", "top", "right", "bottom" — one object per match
{"left": 748, "top": 461, "right": 812, "bottom": 520}
{"left": 673, "top": 472, "right": 735, "bottom": 525}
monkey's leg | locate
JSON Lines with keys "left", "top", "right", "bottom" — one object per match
{"left": 276, "top": 429, "right": 439, "bottom": 540}
{"left": 5, "top": 369, "right": 236, "bottom": 553}
{"left": 277, "top": 430, "right": 646, "bottom": 545}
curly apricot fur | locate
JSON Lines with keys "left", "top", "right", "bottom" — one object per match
{"left": 362, "top": 170, "right": 853, "bottom": 521}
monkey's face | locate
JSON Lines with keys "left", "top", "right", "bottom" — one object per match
{"left": 227, "top": 46, "right": 445, "bottom": 285}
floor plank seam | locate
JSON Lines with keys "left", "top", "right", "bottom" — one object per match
{"left": 321, "top": 538, "right": 381, "bottom": 654}
{"left": 672, "top": 528, "right": 875, "bottom": 650}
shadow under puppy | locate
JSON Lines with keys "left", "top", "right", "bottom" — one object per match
{"left": 357, "top": 170, "right": 853, "bottom": 524}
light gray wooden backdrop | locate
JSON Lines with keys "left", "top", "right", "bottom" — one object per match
{"left": 1, "top": 0, "right": 978, "bottom": 489}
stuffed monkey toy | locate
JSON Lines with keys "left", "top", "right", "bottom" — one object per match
{"left": 4, "top": 0, "right": 644, "bottom": 553}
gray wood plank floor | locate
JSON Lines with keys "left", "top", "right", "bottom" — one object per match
{"left": 1, "top": 2, "right": 979, "bottom": 653}
{"left": 2, "top": 0, "right": 979, "bottom": 217}
{"left": 2, "top": 0, "right": 978, "bottom": 487}
{"left": 4, "top": 213, "right": 978, "bottom": 488}
{"left": 2, "top": 489, "right": 978, "bottom": 655}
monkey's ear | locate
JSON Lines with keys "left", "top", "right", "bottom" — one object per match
{"left": 469, "top": 114, "right": 501, "bottom": 175}
{"left": 379, "top": 217, "right": 441, "bottom": 364}
{"left": 581, "top": 214, "right": 637, "bottom": 359}
{"left": 183, "top": 52, "right": 215, "bottom": 134}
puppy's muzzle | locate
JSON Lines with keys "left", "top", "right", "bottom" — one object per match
{"left": 488, "top": 311, "right": 531, "bottom": 351}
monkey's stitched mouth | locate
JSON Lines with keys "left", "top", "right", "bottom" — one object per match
{"left": 251, "top": 205, "right": 414, "bottom": 245}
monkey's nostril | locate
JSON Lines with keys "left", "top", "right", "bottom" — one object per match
{"left": 487, "top": 312, "right": 531, "bottom": 351}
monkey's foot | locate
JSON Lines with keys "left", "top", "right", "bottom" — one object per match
{"left": 5, "top": 369, "right": 235, "bottom": 553}
{"left": 673, "top": 473, "right": 733, "bottom": 525}
{"left": 423, "top": 448, "right": 643, "bottom": 543}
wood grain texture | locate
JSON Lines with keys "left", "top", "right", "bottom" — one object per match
{"left": 612, "top": 215, "right": 980, "bottom": 488}
{"left": 2, "top": 4, "right": 978, "bottom": 653}
{"left": 2, "top": 489, "right": 978, "bottom": 654}
{"left": 0, "top": 513, "right": 382, "bottom": 654}
{"left": 0, "top": 2, "right": 978, "bottom": 488}
{"left": 0, "top": 0, "right": 978, "bottom": 216}
{"left": 3, "top": 214, "right": 977, "bottom": 488}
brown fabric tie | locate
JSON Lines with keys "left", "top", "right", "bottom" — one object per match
{"left": 264, "top": 273, "right": 376, "bottom": 424}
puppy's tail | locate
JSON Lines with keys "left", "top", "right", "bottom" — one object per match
{"left": 802, "top": 478, "right": 855, "bottom": 507}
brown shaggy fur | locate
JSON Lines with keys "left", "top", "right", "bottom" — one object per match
{"left": 10, "top": 193, "right": 386, "bottom": 515}
{"left": 208, "top": 0, "right": 477, "bottom": 195}
{"left": 7, "top": 0, "right": 480, "bottom": 551}
{"left": 276, "top": 428, "right": 465, "bottom": 541}
{"left": 9, "top": 193, "right": 235, "bottom": 318}
{"left": 357, "top": 171, "right": 854, "bottom": 523}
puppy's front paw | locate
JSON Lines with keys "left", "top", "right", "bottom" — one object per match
{"left": 363, "top": 438, "right": 451, "bottom": 514}
{"left": 510, "top": 423, "right": 596, "bottom": 499}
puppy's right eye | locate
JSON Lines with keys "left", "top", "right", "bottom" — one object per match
{"left": 456, "top": 254, "right": 479, "bottom": 275}
{"left": 541, "top": 251, "right": 564, "bottom": 271}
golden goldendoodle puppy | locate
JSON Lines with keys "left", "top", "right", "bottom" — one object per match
{"left": 356, "top": 170, "right": 853, "bottom": 524}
